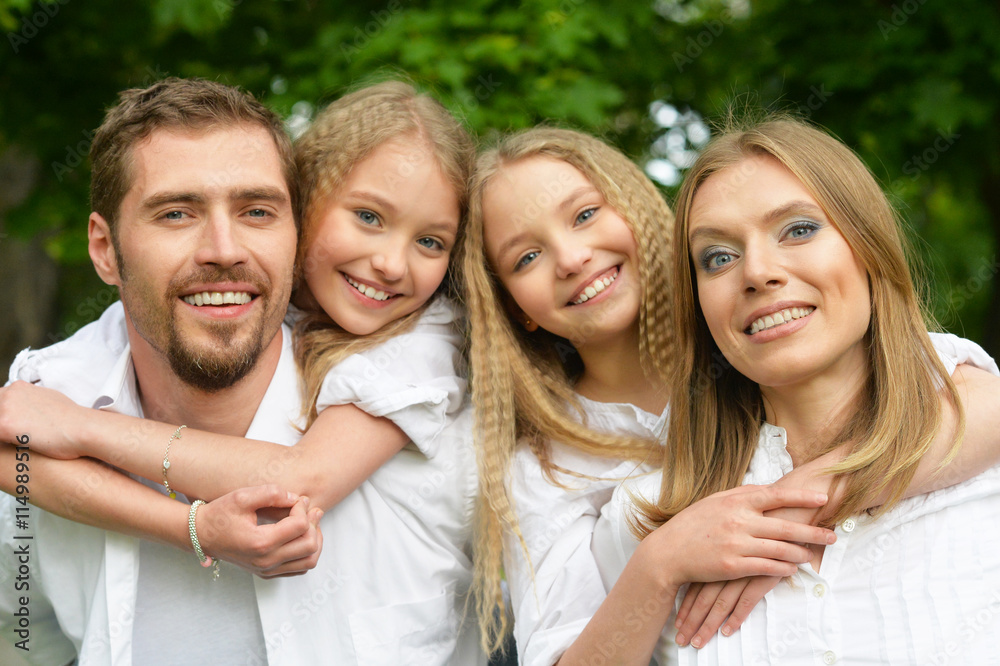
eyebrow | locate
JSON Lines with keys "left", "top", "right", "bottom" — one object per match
{"left": 493, "top": 230, "right": 532, "bottom": 269}
{"left": 140, "top": 187, "right": 289, "bottom": 213}
{"left": 344, "top": 190, "right": 398, "bottom": 216}
{"left": 689, "top": 200, "right": 826, "bottom": 243}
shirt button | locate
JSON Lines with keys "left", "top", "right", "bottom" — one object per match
{"left": 813, "top": 584, "right": 826, "bottom": 598}
{"left": 842, "top": 518, "right": 856, "bottom": 532}
{"left": 823, "top": 651, "right": 837, "bottom": 664}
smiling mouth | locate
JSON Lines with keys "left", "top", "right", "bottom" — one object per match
{"left": 746, "top": 306, "right": 815, "bottom": 335}
{"left": 344, "top": 274, "right": 399, "bottom": 302}
{"left": 569, "top": 267, "right": 619, "bottom": 305}
{"left": 182, "top": 291, "right": 255, "bottom": 306}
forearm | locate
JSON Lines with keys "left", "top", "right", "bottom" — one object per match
{"left": 0, "top": 442, "right": 189, "bottom": 550}
{"left": 558, "top": 540, "right": 677, "bottom": 665}
{"left": 78, "top": 404, "right": 407, "bottom": 510}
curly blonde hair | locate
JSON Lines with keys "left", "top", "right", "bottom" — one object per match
{"left": 293, "top": 80, "right": 474, "bottom": 426}
{"left": 636, "top": 116, "right": 965, "bottom": 535}
{"left": 458, "top": 127, "right": 675, "bottom": 653}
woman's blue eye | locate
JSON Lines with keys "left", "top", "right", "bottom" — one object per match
{"left": 786, "top": 220, "right": 820, "bottom": 240}
{"left": 515, "top": 251, "right": 539, "bottom": 270}
{"left": 576, "top": 208, "right": 597, "bottom": 225}
{"left": 699, "top": 248, "right": 736, "bottom": 272}
{"left": 356, "top": 210, "right": 380, "bottom": 226}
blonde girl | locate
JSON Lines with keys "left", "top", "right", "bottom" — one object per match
{"left": 462, "top": 126, "right": 1000, "bottom": 665}
{"left": 0, "top": 81, "right": 485, "bottom": 662}
{"left": 593, "top": 116, "right": 1000, "bottom": 663}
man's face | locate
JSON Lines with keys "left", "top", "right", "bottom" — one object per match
{"left": 107, "top": 124, "right": 296, "bottom": 391}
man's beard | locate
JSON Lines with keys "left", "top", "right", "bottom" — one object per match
{"left": 116, "top": 247, "right": 285, "bottom": 393}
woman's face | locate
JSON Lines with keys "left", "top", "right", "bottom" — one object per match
{"left": 481, "top": 156, "right": 642, "bottom": 349}
{"left": 686, "top": 155, "right": 871, "bottom": 389}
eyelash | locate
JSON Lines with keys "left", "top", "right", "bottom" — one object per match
{"left": 784, "top": 219, "right": 820, "bottom": 240}
{"left": 576, "top": 207, "right": 597, "bottom": 225}
{"left": 696, "top": 220, "right": 822, "bottom": 272}
{"left": 514, "top": 251, "right": 539, "bottom": 271}
{"left": 355, "top": 209, "right": 381, "bottom": 226}
{"left": 417, "top": 237, "right": 446, "bottom": 251}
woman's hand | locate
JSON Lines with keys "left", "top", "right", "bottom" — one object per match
{"left": 0, "top": 380, "right": 85, "bottom": 459}
{"left": 674, "top": 576, "right": 782, "bottom": 648}
{"left": 195, "top": 485, "right": 324, "bottom": 578}
{"left": 645, "top": 484, "right": 835, "bottom": 594}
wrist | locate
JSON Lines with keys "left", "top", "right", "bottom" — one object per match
{"left": 634, "top": 529, "right": 683, "bottom": 597}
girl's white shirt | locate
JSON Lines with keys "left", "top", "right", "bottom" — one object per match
{"left": 591, "top": 333, "right": 1000, "bottom": 665}
{"left": 506, "top": 332, "right": 994, "bottom": 666}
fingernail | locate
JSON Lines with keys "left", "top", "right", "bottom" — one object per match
{"left": 721, "top": 626, "right": 732, "bottom": 637}
{"left": 816, "top": 492, "right": 828, "bottom": 503}
{"left": 675, "top": 633, "right": 687, "bottom": 646}
{"left": 691, "top": 636, "right": 703, "bottom": 649}
{"left": 827, "top": 532, "right": 837, "bottom": 544}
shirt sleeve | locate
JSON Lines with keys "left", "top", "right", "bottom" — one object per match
{"left": 314, "top": 297, "right": 466, "bottom": 457}
{"left": 928, "top": 331, "right": 999, "bottom": 376}
{"left": 504, "top": 447, "right": 625, "bottom": 666}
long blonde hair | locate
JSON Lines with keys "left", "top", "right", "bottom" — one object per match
{"left": 459, "top": 127, "right": 675, "bottom": 653}
{"left": 638, "top": 116, "right": 965, "bottom": 535}
{"left": 293, "top": 81, "right": 474, "bottom": 426}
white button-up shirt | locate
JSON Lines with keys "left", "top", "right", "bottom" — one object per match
{"left": 592, "top": 336, "right": 1000, "bottom": 665}
{"left": 0, "top": 298, "right": 484, "bottom": 666}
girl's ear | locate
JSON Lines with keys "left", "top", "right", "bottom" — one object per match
{"left": 502, "top": 293, "right": 538, "bottom": 332}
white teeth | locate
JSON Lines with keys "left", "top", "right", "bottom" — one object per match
{"left": 345, "top": 275, "right": 393, "bottom": 301}
{"left": 182, "top": 291, "right": 253, "bottom": 307}
{"left": 572, "top": 270, "right": 619, "bottom": 305}
{"left": 748, "top": 307, "right": 814, "bottom": 334}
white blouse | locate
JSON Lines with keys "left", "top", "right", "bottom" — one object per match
{"left": 591, "top": 335, "right": 1000, "bottom": 665}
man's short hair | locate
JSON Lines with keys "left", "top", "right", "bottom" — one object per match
{"left": 89, "top": 77, "right": 299, "bottom": 233}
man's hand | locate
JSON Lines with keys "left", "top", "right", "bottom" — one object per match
{"left": 195, "top": 485, "right": 324, "bottom": 578}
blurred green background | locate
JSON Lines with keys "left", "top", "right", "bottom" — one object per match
{"left": 1, "top": 0, "right": 998, "bottom": 378}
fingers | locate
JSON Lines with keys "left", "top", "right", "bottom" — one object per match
{"left": 759, "top": 516, "right": 836, "bottom": 547}
{"left": 720, "top": 576, "right": 781, "bottom": 637}
{"left": 250, "top": 500, "right": 323, "bottom": 573}
{"left": 687, "top": 578, "right": 752, "bottom": 649}
{"left": 675, "top": 582, "right": 703, "bottom": 628}
{"left": 674, "top": 581, "right": 726, "bottom": 647}
{"left": 258, "top": 523, "right": 324, "bottom": 578}
{"left": 751, "top": 487, "right": 829, "bottom": 512}
{"left": 233, "top": 484, "right": 300, "bottom": 511}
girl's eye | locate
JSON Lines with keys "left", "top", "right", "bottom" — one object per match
{"left": 417, "top": 237, "right": 445, "bottom": 251}
{"left": 698, "top": 248, "right": 737, "bottom": 273}
{"left": 355, "top": 209, "right": 380, "bottom": 226}
{"left": 785, "top": 220, "right": 820, "bottom": 240}
{"left": 515, "top": 251, "right": 540, "bottom": 271}
{"left": 575, "top": 207, "right": 597, "bottom": 225}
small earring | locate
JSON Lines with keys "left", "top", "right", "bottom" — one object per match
{"left": 523, "top": 319, "right": 539, "bottom": 332}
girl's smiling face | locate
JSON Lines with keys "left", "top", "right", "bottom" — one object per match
{"left": 687, "top": 155, "right": 871, "bottom": 389}
{"left": 482, "top": 156, "right": 642, "bottom": 349}
{"left": 301, "top": 137, "right": 460, "bottom": 335}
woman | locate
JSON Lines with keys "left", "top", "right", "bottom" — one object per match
{"left": 592, "top": 116, "right": 1000, "bottom": 664}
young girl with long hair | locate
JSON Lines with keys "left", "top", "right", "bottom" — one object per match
{"left": 0, "top": 81, "right": 485, "bottom": 663}
{"left": 460, "top": 126, "right": 1000, "bottom": 664}
{"left": 592, "top": 116, "right": 1000, "bottom": 663}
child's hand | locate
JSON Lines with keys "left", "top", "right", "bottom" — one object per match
{"left": 196, "top": 485, "right": 324, "bottom": 578}
{"left": 0, "top": 380, "right": 83, "bottom": 458}
{"left": 674, "top": 576, "right": 782, "bottom": 648}
{"left": 645, "top": 485, "right": 835, "bottom": 591}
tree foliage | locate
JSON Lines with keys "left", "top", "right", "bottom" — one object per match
{"left": 1, "top": 0, "right": 997, "bottom": 371}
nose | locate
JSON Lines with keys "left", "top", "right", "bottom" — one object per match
{"left": 742, "top": 242, "right": 786, "bottom": 293}
{"left": 554, "top": 237, "right": 593, "bottom": 280}
{"left": 194, "top": 210, "right": 250, "bottom": 268}
{"left": 371, "top": 239, "right": 408, "bottom": 282}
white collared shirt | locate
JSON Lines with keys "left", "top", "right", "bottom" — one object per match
{"left": 0, "top": 297, "right": 484, "bottom": 665}
{"left": 591, "top": 335, "right": 1000, "bottom": 665}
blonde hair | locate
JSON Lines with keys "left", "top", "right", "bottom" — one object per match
{"left": 637, "top": 116, "right": 965, "bottom": 535}
{"left": 459, "top": 127, "right": 675, "bottom": 653}
{"left": 293, "top": 81, "right": 474, "bottom": 426}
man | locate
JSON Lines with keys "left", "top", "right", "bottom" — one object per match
{"left": 0, "top": 78, "right": 481, "bottom": 665}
